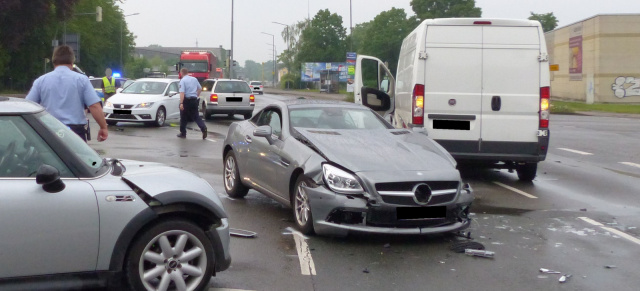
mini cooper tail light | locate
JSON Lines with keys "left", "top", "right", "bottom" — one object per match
{"left": 412, "top": 84, "right": 425, "bottom": 126}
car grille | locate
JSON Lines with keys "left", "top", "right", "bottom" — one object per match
{"left": 109, "top": 114, "right": 137, "bottom": 120}
{"left": 376, "top": 181, "right": 459, "bottom": 206}
{"left": 113, "top": 104, "right": 134, "bottom": 109}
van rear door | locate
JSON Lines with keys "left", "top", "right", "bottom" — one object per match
{"left": 423, "top": 25, "right": 483, "bottom": 154}
{"left": 480, "top": 26, "right": 540, "bottom": 152}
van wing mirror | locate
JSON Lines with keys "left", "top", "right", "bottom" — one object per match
{"left": 355, "top": 55, "right": 395, "bottom": 116}
{"left": 361, "top": 88, "right": 391, "bottom": 113}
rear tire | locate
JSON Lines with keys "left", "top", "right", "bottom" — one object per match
{"left": 125, "top": 219, "right": 214, "bottom": 291}
{"left": 224, "top": 151, "right": 249, "bottom": 198}
{"left": 516, "top": 163, "right": 537, "bottom": 182}
{"left": 200, "top": 101, "right": 209, "bottom": 120}
{"left": 227, "top": 114, "right": 235, "bottom": 118}
{"left": 292, "top": 175, "right": 315, "bottom": 235}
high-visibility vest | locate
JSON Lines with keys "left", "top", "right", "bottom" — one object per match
{"left": 102, "top": 77, "right": 116, "bottom": 94}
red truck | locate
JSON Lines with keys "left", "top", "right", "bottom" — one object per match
{"left": 177, "top": 50, "right": 222, "bottom": 82}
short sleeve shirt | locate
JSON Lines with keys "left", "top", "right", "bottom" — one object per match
{"left": 179, "top": 75, "right": 202, "bottom": 98}
{"left": 26, "top": 66, "right": 100, "bottom": 125}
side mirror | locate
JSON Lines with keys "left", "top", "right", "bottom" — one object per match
{"left": 361, "top": 87, "right": 391, "bottom": 112}
{"left": 36, "top": 164, "right": 65, "bottom": 193}
{"left": 253, "top": 125, "right": 274, "bottom": 145}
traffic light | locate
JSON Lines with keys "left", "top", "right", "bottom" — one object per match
{"left": 96, "top": 6, "right": 102, "bottom": 22}
{"left": 233, "top": 60, "right": 238, "bottom": 67}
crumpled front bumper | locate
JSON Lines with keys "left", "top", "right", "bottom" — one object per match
{"left": 306, "top": 185, "right": 473, "bottom": 237}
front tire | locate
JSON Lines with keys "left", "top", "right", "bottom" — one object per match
{"left": 154, "top": 107, "right": 166, "bottom": 127}
{"left": 125, "top": 219, "right": 214, "bottom": 291}
{"left": 292, "top": 175, "right": 315, "bottom": 235}
{"left": 224, "top": 151, "right": 249, "bottom": 198}
{"left": 517, "top": 163, "right": 538, "bottom": 182}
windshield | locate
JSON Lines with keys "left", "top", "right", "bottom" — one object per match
{"left": 121, "top": 81, "right": 168, "bottom": 94}
{"left": 90, "top": 79, "right": 102, "bottom": 89}
{"left": 182, "top": 62, "right": 208, "bottom": 73}
{"left": 289, "top": 107, "right": 390, "bottom": 130}
{"left": 37, "top": 113, "right": 106, "bottom": 174}
{"left": 214, "top": 81, "right": 252, "bottom": 93}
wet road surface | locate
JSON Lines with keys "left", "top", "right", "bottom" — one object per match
{"left": 89, "top": 94, "right": 640, "bottom": 291}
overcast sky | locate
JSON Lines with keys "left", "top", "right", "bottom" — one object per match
{"left": 117, "top": 0, "right": 640, "bottom": 64}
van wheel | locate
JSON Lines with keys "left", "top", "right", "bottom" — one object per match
{"left": 516, "top": 163, "right": 537, "bottom": 182}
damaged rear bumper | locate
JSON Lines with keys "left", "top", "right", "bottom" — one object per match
{"left": 306, "top": 185, "right": 473, "bottom": 237}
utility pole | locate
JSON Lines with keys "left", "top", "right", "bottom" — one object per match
{"left": 350, "top": 0, "right": 353, "bottom": 51}
{"left": 261, "top": 32, "right": 275, "bottom": 87}
{"left": 230, "top": 0, "right": 235, "bottom": 79}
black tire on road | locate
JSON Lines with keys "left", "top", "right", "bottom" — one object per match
{"left": 292, "top": 175, "right": 315, "bottom": 235}
{"left": 517, "top": 163, "right": 538, "bottom": 182}
{"left": 224, "top": 151, "right": 249, "bottom": 198}
{"left": 154, "top": 106, "right": 166, "bottom": 127}
{"left": 125, "top": 219, "right": 215, "bottom": 291}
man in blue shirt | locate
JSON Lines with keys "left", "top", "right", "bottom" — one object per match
{"left": 26, "top": 45, "right": 108, "bottom": 142}
{"left": 178, "top": 68, "right": 207, "bottom": 139}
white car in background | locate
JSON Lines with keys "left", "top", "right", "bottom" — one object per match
{"left": 103, "top": 78, "right": 180, "bottom": 127}
{"left": 249, "top": 81, "right": 264, "bottom": 95}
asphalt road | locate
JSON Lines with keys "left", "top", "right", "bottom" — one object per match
{"left": 89, "top": 93, "right": 640, "bottom": 291}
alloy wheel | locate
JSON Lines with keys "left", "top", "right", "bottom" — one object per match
{"left": 294, "top": 181, "right": 310, "bottom": 226}
{"left": 139, "top": 230, "right": 207, "bottom": 291}
{"left": 224, "top": 156, "right": 236, "bottom": 191}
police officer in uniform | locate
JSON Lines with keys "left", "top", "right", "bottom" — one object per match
{"left": 26, "top": 45, "right": 108, "bottom": 142}
{"left": 101, "top": 68, "right": 116, "bottom": 103}
{"left": 177, "top": 68, "right": 207, "bottom": 139}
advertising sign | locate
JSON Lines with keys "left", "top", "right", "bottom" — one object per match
{"left": 569, "top": 23, "right": 583, "bottom": 81}
{"left": 301, "top": 62, "right": 348, "bottom": 82}
{"left": 346, "top": 52, "right": 357, "bottom": 92}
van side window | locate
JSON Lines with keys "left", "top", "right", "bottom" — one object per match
{"left": 361, "top": 59, "right": 379, "bottom": 89}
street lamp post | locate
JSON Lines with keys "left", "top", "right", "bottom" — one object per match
{"left": 120, "top": 13, "right": 140, "bottom": 71}
{"left": 272, "top": 21, "right": 290, "bottom": 89}
{"left": 261, "top": 32, "right": 275, "bottom": 87}
{"left": 230, "top": 0, "right": 234, "bottom": 79}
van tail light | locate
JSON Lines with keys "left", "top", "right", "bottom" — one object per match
{"left": 210, "top": 94, "right": 218, "bottom": 104}
{"left": 249, "top": 95, "right": 255, "bottom": 105}
{"left": 539, "top": 87, "right": 550, "bottom": 128}
{"left": 412, "top": 84, "right": 425, "bottom": 126}
{"left": 474, "top": 21, "right": 492, "bottom": 25}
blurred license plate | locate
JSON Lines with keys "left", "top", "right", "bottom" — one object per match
{"left": 226, "top": 97, "right": 242, "bottom": 102}
{"left": 114, "top": 110, "right": 131, "bottom": 114}
{"left": 397, "top": 206, "right": 446, "bottom": 220}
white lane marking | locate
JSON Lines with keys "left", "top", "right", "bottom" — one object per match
{"left": 579, "top": 217, "right": 640, "bottom": 246}
{"left": 601, "top": 227, "right": 640, "bottom": 246}
{"left": 492, "top": 182, "right": 538, "bottom": 199}
{"left": 206, "top": 138, "right": 217, "bottom": 142}
{"left": 578, "top": 217, "right": 604, "bottom": 226}
{"left": 286, "top": 227, "right": 316, "bottom": 275}
{"left": 209, "top": 289, "right": 255, "bottom": 291}
{"left": 558, "top": 148, "right": 593, "bottom": 155}
{"left": 620, "top": 162, "right": 640, "bottom": 169}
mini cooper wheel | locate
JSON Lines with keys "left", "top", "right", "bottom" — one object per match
{"left": 154, "top": 107, "right": 166, "bottom": 127}
{"left": 292, "top": 175, "right": 314, "bottom": 235}
{"left": 125, "top": 219, "right": 214, "bottom": 291}
{"left": 224, "top": 151, "right": 249, "bottom": 198}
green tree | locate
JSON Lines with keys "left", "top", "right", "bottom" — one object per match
{"left": 124, "top": 56, "right": 150, "bottom": 79}
{"left": 295, "top": 10, "right": 347, "bottom": 70}
{"left": 528, "top": 12, "right": 558, "bottom": 32}
{"left": 357, "top": 8, "right": 420, "bottom": 74}
{"left": 410, "top": 0, "right": 482, "bottom": 20}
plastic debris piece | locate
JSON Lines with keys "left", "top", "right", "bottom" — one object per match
{"left": 539, "top": 268, "right": 561, "bottom": 274}
{"left": 604, "top": 265, "right": 617, "bottom": 269}
{"left": 559, "top": 274, "right": 572, "bottom": 283}
{"left": 464, "top": 249, "right": 495, "bottom": 258}
{"left": 450, "top": 241, "right": 485, "bottom": 253}
{"left": 230, "top": 228, "right": 257, "bottom": 238}
{"left": 580, "top": 208, "right": 587, "bottom": 211}
{"left": 383, "top": 243, "right": 391, "bottom": 248}
{"left": 537, "top": 275, "right": 549, "bottom": 279}
{"left": 363, "top": 268, "right": 370, "bottom": 274}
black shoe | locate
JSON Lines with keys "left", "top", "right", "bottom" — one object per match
{"left": 202, "top": 128, "right": 208, "bottom": 140}
{"left": 177, "top": 133, "right": 186, "bottom": 139}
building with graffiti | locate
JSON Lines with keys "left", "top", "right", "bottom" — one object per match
{"left": 545, "top": 14, "right": 640, "bottom": 103}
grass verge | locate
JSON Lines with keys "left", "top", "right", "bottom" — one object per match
{"left": 551, "top": 100, "right": 640, "bottom": 114}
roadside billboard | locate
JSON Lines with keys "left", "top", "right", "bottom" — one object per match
{"left": 301, "top": 62, "right": 348, "bottom": 82}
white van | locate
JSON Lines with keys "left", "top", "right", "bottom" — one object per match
{"left": 355, "top": 18, "right": 551, "bottom": 181}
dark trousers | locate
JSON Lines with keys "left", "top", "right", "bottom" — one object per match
{"left": 180, "top": 98, "right": 206, "bottom": 134}
{"left": 67, "top": 124, "right": 88, "bottom": 142}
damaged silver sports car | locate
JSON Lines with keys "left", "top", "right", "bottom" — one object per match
{"left": 222, "top": 98, "right": 473, "bottom": 236}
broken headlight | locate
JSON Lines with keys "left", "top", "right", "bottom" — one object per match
{"left": 322, "top": 164, "right": 363, "bottom": 194}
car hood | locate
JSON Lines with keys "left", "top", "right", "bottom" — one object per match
{"left": 295, "top": 128, "right": 457, "bottom": 172}
{"left": 117, "top": 159, "right": 227, "bottom": 218}
{"left": 107, "top": 93, "right": 168, "bottom": 105}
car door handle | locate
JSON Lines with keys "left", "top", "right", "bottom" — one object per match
{"left": 279, "top": 158, "right": 290, "bottom": 167}
{"left": 491, "top": 96, "right": 501, "bottom": 111}
{"left": 245, "top": 135, "right": 252, "bottom": 143}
